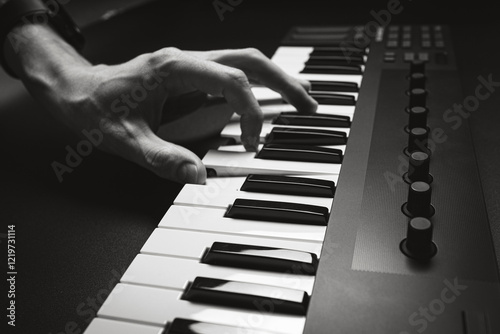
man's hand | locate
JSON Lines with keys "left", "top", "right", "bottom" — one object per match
{"left": 4, "top": 24, "right": 317, "bottom": 184}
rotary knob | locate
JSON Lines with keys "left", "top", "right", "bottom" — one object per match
{"left": 402, "top": 181, "right": 435, "bottom": 218}
{"left": 408, "top": 88, "right": 428, "bottom": 108}
{"left": 410, "top": 60, "right": 426, "bottom": 75}
{"left": 407, "top": 106, "right": 428, "bottom": 131}
{"left": 400, "top": 217, "right": 437, "bottom": 261}
{"left": 406, "top": 127, "right": 429, "bottom": 155}
{"left": 408, "top": 72, "right": 426, "bottom": 91}
{"left": 404, "top": 151, "right": 433, "bottom": 184}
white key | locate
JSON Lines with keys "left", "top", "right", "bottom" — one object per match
{"left": 202, "top": 149, "right": 342, "bottom": 176}
{"left": 271, "top": 46, "right": 367, "bottom": 64}
{"left": 84, "top": 318, "right": 164, "bottom": 334}
{"left": 141, "top": 228, "right": 322, "bottom": 259}
{"left": 295, "top": 73, "right": 363, "bottom": 86}
{"left": 122, "top": 254, "right": 315, "bottom": 294}
{"left": 230, "top": 104, "right": 355, "bottom": 122}
{"left": 220, "top": 122, "right": 350, "bottom": 143}
{"left": 98, "top": 283, "right": 306, "bottom": 334}
{"left": 204, "top": 174, "right": 339, "bottom": 191}
{"left": 251, "top": 86, "right": 358, "bottom": 101}
{"left": 174, "top": 184, "right": 333, "bottom": 209}
{"left": 158, "top": 205, "right": 326, "bottom": 242}
{"left": 271, "top": 46, "right": 313, "bottom": 60}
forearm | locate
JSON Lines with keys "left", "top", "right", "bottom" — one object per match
{"left": 2, "top": 23, "right": 90, "bottom": 92}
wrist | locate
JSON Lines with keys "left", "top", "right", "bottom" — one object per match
{"left": 3, "top": 23, "right": 90, "bottom": 84}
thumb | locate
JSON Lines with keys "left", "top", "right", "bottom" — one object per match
{"left": 132, "top": 129, "right": 207, "bottom": 184}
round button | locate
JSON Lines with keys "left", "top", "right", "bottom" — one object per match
{"left": 407, "top": 127, "right": 429, "bottom": 155}
{"left": 402, "top": 181, "right": 435, "bottom": 218}
{"left": 400, "top": 217, "right": 437, "bottom": 260}
{"left": 409, "top": 88, "right": 428, "bottom": 108}
{"left": 404, "top": 151, "right": 433, "bottom": 184}
{"left": 410, "top": 60, "right": 426, "bottom": 74}
{"left": 408, "top": 106, "right": 428, "bottom": 130}
{"left": 409, "top": 72, "right": 426, "bottom": 90}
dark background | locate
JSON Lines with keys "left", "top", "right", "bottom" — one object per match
{"left": 1, "top": 1, "right": 499, "bottom": 333}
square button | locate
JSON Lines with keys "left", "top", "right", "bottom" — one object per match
{"left": 422, "top": 40, "right": 431, "bottom": 48}
{"left": 418, "top": 52, "right": 429, "bottom": 62}
{"left": 386, "top": 40, "right": 398, "bottom": 48}
{"left": 404, "top": 52, "right": 416, "bottom": 62}
{"left": 402, "top": 40, "right": 412, "bottom": 48}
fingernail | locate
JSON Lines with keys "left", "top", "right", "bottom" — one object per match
{"left": 244, "top": 136, "right": 259, "bottom": 152}
{"left": 177, "top": 163, "right": 199, "bottom": 184}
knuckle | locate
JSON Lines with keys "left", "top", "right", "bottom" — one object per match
{"left": 225, "top": 68, "right": 249, "bottom": 88}
{"left": 245, "top": 47, "right": 264, "bottom": 59}
{"left": 148, "top": 47, "right": 183, "bottom": 69}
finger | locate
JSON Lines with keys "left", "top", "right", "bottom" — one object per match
{"left": 192, "top": 49, "right": 317, "bottom": 115}
{"left": 155, "top": 48, "right": 262, "bottom": 151}
{"left": 105, "top": 120, "right": 206, "bottom": 184}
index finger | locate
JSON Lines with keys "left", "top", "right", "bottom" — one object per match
{"left": 156, "top": 48, "right": 263, "bottom": 151}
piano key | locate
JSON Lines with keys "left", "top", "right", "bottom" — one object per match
{"left": 203, "top": 174, "right": 339, "bottom": 193}
{"left": 256, "top": 144, "right": 343, "bottom": 164}
{"left": 201, "top": 242, "right": 318, "bottom": 275}
{"left": 309, "top": 80, "right": 359, "bottom": 92}
{"left": 141, "top": 228, "right": 323, "bottom": 259}
{"left": 202, "top": 149, "right": 342, "bottom": 176}
{"left": 221, "top": 121, "right": 350, "bottom": 144}
{"left": 301, "top": 64, "right": 362, "bottom": 75}
{"left": 311, "top": 46, "right": 367, "bottom": 56}
{"left": 308, "top": 93, "right": 356, "bottom": 105}
{"left": 98, "top": 283, "right": 306, "bottom": 334}
{"left": 265, "top": 127, "right": 347, "bottom": 145}
{"left": 182, "top": 277, "right": 309, "bottom": 315}
{"left": 296, "top": 72, "right": 363, "bottom": 86}
{"left": 228, "top": 103, "right": 355, "bottom": 121}
{"left": 174, "top": 183, "right": 333, "bottom": 209}
{"left": 289, "top": 32, "right": 348, "bottom": 43}
{"left": 272, "top": 112, "right": 351, "bottom": 127}
{"left": 225, "top": 198, "right": 329, "bottom": 226}
{"left": 294, "top": 26, "right": 352, "bottom": 34}
{"left": 122, "top": 254, "right": 315, "bottom": 294}
{"left": 273, "top": 60, "right": 364, "bottom": 82}
{"left": 305, "top": 55, "right": 365, "bottom": 67}
{"left": 306, "top": 55, "right": 365, "bottom": 65}
{"left": 240, "top": 174, "right": 335, "bottom": 197}
{"left": 166, "top": 318, "right": 282, "bottom": 334}
{"left": 84, "top": 318, "right": 165, "bottom": 334}
{"left": 251, "top": 86, "right": 358, "bottom": 103}
{"left": 158, "top": 205, "right": 326, "bottom": 242}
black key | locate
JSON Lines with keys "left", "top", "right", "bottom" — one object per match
{"left": 294, "top": 26, "right": 351, "bottom": 34}
{"left": 311, "top": 46, "right": 366, "bottom": 56}
{"left": 309, "top": 80, "right": 359, "bottom": 92}
{"left": 256, "top": 144, "right": 343, "bottom": 164}
{"left": 265, "top": 127, "right": 347, "bottom": 145}
{"left": 240, "top": 174, "right": 335, "bottom": 197}
{"left": 301, "top": 64, "right": 362, "bottom": 75}
{"left": 182, "top": 277, "right": 309, "bottom": 315}
{"left": 273, "top": 112, "right": 351, "bottom": 127}
{"left": 306, "top": 55, "right": 365, "bottom": 66}
{"left": 202, "top": 242, "right": 318, "bottom": 275}
{"left": 291, "top": 33, "right": 347, "bottom": 42}
{"left": 166, "top": 318, "right": 279, "bottom": 334}
{"left": 225, "top": 198, "right": 329, "bottom": 225}
{"left": 309, "top": 93, "right": 355, "bottom": 105}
